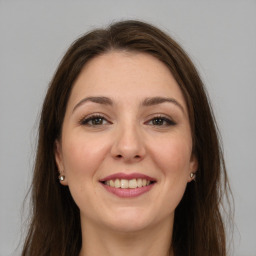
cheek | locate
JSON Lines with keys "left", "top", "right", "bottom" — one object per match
{"left": 62, "top": 134, "right": 109, "bottom": 179}
{"left": 145, "top": 136, "right": 193, "bottom": 218}
{"left": 153, "top": 136, "right": 192, "bottom": 176}
{"left": 156, "top": 137, "right": 192, "bottom": 207}
{"left": 61, "top": 134, "right": 110, "bottom": 210}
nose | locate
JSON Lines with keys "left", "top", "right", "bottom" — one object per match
{"left": 111, "top": 123, "right": 146, "bottom": 163}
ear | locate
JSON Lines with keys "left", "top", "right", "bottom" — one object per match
{"left": 188, "top": 153, "right": 198, "bottom": 182}
{"left": 54, "top": 140, "right": 68, "bottom": 186}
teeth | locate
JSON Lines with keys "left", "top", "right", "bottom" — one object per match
{"left": 128, "top": 179, "right": 137, "bottom": 189}
{"left": 114, "top": 179, "right": 121, "bottom": 188}
{"left": 104, "top": 178, "right": 153, "bottom": 188}
{"left": 120, "top": 179, "right": 128, "bottom": 188}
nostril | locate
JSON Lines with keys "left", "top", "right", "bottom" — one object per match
{"left": 113, "top": 154, "right": 143, "bottom": 160}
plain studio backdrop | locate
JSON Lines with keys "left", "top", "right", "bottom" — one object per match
{"left": 0, "top": 1, "right": 255, "bottom": 255}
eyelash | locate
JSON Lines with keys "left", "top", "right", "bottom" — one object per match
{"left": 79, "top": 114, "right": 176, "bottom": 127}
{"left": 79, "top": 114, "right": 110, "bottom": 126}
{"left": 146, "top": 115, "right": 176, "bottom": 126}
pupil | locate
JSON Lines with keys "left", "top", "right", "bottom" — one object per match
{"left": 93, "top": 118, "right": 103, "bottom": 125}
{"left": 153, "top": 118, "right": 163, "bottom": 125}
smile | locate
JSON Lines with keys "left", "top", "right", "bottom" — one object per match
{"left": 103, "top": 178, "right": 154, "bottom": 188}
{"left": 99, "top": 173, "right": 156, "bottom": 198}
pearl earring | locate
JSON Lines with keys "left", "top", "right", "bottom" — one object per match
{"left": 190, "top": 172, "right": 196, "bottom": 180}
{"left": 58, "top": 174, "right": 65, "bottom": 181}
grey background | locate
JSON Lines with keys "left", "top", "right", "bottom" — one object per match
{"left": 0, "top": 0, "right": 255, "bottom": 255}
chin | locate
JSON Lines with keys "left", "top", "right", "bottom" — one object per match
{"left": 107, "top": 219, "right": 151, "bottom": 233}
{"left": 100, "top": 207, "right": 157, "bottom": 233}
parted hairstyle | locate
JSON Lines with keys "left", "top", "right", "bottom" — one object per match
{"left": 22, "top": 20, "right": 232, "bottom": 256}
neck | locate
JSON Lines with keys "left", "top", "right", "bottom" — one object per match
{"left": 79, "top": 216, "right": 174, "bottom": 256}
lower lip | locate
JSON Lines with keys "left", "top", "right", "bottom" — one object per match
{"left": 101, "top": 183, "right": 155, "bottom": 198}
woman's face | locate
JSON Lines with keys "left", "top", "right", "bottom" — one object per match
{"left": 55, "top": 51, "right": 197, "bottom": 232}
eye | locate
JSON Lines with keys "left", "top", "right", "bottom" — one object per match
{"left": 80, "top": 114, "right": 110, "bottom": 126}
{"left": 147, "top": 116, "right": 176, "bottom": 126}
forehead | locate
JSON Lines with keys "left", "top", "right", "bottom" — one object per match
{"left": 68, "top": 51, "right": 187, "bottom": 109}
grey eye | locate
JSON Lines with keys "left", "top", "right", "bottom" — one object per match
{"left": 80, "top": 115, "right": 108, "bottom": 126}
{"left": 148, "top": 117, "right": 176, "bottom": 126}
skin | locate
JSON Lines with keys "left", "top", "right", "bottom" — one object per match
{"left": 55, "top": 51, "right": 197, "bottom": 256}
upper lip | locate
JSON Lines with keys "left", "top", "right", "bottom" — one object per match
{"left": 99, "top": 172, "right": 156, "bottom": 182}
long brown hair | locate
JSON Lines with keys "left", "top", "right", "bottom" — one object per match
{"left": 22, "top": 20, "right": 232, "bottom": 256}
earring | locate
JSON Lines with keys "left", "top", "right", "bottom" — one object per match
{"left": 190, "top": 172, "right": 196, "bottom": 180}
{"left": 58, "top": 174, "right": 65, "bottom": 181}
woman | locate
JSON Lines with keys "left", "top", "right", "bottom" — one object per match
{"left": 22, "top": 20, "right": 232, "bottom": 256}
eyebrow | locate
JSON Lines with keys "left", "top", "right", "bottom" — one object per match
{"left": 72, "top": 96, "right": 113, "bottom": 112}
{"left": 142, "top": 97, "right": 185, "bottom": 113}
{"left": 72, "top": 96, "right": 185, "bottom": 114}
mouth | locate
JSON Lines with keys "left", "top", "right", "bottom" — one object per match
{"left": 102, "top": 178, "right": 155, "bottom": 189}
{"left": 99, "top": 173, "right": 156, "bottom": 198}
